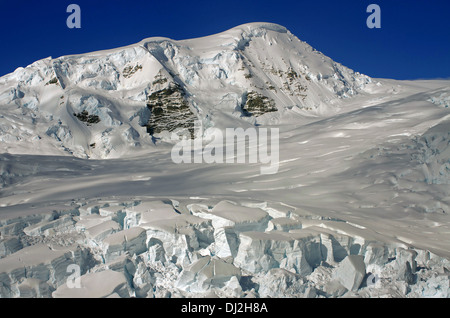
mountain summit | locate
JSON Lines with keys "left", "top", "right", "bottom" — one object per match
{"left": 0, "top": 22, "right": 373, "bottom": 158}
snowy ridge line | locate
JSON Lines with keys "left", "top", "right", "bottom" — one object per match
{"left": 0, "top": 22, "right": 373, "bottom": 159}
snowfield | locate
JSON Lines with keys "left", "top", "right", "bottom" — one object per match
{"left": 0, "top": 23, "right": 449, "bottom": 298}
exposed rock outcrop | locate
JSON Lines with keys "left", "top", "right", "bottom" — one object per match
{"left": 146, "top": 83, "right": 196, "bottom": 138}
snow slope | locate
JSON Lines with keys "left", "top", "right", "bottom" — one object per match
{"left": 0, "top": 23, "right": 449, "bottom": 298}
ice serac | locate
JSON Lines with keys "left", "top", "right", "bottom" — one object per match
{"left": 333, "top": 255, "right": 366, "bottom": 292}
{"left": 190, "top": 200, "right": 270, "bottom": 259}
{"left": 16, "top": 278, "right": 53, "bottom": 298}
{"left": 102, "top": 227, "right": 147, "bottom": 262}
{"left": 52, "top": 270, "right": 129, "bottom": 298}
{"left": 0, "top": 237, "right": 22, "bottom": 258}
{"left": 176, "top": 255, "right": 241, "bottom": 294}
{"left": 143, "top": 213, "right": 214, "bottom": 268}
{"left": 256, "top": 268, "right": 310, "bottom": 298}
{"left": 23, "top": 215, "right": 75, "bottom": 237}
{"left": 0, "top": 244, "right": 91, "bottom": 297}
{"left": 233, "top": 230, "right": 322, "bottom": 276}
{"left": 0, "top": 197, "right": 449, "bottom": 298}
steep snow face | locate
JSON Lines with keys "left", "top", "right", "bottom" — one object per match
{"left": 0, "top": 22, "right": 373, "bottom": 159}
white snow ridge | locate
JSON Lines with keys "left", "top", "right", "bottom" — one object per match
{"left": 0, "top": 22, "right": 450, "bottom": 299}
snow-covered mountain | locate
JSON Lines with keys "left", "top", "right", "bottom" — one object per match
{"left": 0, "top": 23, "right": 449, "bottom": 299}
{"left": 0, "top": 22, "right": 372, "bottom": 158}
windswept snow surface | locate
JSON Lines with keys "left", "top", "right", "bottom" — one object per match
{"left": 0, "top": 23, "right": 449, "bottom": 298}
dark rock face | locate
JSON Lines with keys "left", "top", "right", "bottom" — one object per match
{"left": 241, "top": 91, "right": 277, "bottom": 117}
{"left": 145, "top": 83, "right": 196, "bottom": 138}
{"left": 73, "top": 110, "right": 101, "bottom": 125}
{"left": 122, "top": 64, "right": 143, "bottom": 79}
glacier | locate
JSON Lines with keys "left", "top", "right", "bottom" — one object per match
{"left": 0, "top": 22, "right": 449, "bottom": 298}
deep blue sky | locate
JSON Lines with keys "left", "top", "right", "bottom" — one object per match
{"left": 0, "top": 0, "right": 449, "bottom": 79}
